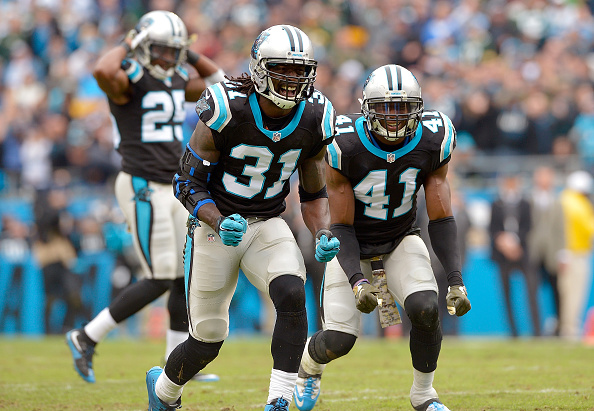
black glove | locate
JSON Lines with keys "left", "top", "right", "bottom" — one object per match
{"left": 446, "top": 285, "right": 471, "bottom": 316}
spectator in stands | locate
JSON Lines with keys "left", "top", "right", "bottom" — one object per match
{"left": 489, "top": 173, "right": 541, "bottom": 337}
{"left": 558, "top": 170, "right": 594, "bottom": 340}
{"left": 32, "top": 185, "right": 87, "bottom": 334}
{"left": 527, "top": 166, "right": 564, "bottom": 336}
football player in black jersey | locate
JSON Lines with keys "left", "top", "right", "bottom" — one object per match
{"left": 293, "top": 65, "right": 472, "bottom": 411}
{"left": 66, "top": 10, "right": 225, "bottom": 385}
{"left": 145, "top": 25, "right": 340, "bottom": 411}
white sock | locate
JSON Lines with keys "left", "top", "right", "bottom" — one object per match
{"left": 300, "top": 338, "right": 326, "bottom": 376}
{"left": 165, "top": 330, "right": 188, "bottom": 361}
{"left": 84, "top": 308, "right": 117, "bottom": 343}
{"left": 156, "top": 369, "right": 184, "bottom": 405}
{"left": 410, "top": 369, "right": 437, "bottom": 407}
{"left": 267, "top": 369, "right": 297, "bottom": 405}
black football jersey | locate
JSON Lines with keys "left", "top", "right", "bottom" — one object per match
{"left": 326, "top": 111, "right": 456, "bottom": 257}
{"left": 196, "top": 81, "right": 335, "bottom": 217}
{"left": 109, "top": 59, "right": 189, "bottom": 183}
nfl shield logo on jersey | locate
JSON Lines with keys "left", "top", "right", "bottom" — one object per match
{"left": 273, "top": 132, "right": 281, "bottom": 142}
{"left": 207, "top": 234, "right": 215, "bottom": 243}
{"left": 387, "top": 153, "right": 395, "bottom": 163}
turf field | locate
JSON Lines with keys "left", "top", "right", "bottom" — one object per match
{"left": 0, "top": 335, "right": 592, "bottom": 410}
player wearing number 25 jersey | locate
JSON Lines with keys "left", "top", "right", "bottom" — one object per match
{"left": 148, "top": 25, "right": 340, "bottom": 411}
{"left": 65, "top": 10, "right": 225, "bottom": 385}
{"left": 294, "top": 65, "right": 471, "bottom": 411}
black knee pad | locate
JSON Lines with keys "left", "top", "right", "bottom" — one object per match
{"left": 165, "top": 335, "right": 223, "bottom": 384}
{"left": 309, "top": 329, "right": 356, "bottom": 364}
{"left": 269, "top": 275, "right": 306, "bottom": 313}
{"left": 404, "top": 290, "right": 439, "bottom": 332}
{"left": 167, "top": 277, "right": 188, "bottom": 332}
{"left": 405, "top": 291, "right": 442, "bottom": 373}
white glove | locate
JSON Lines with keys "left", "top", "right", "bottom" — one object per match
{"left": 130, "top": 29, "right": 150, "bottom": 51}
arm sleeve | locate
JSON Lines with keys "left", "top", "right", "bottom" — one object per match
{"left": 330, "top": 223, "right": 364, "bottom": 287}
{"left": 173, "top": 144, "right": 217, "bottom": 217}
{"left": 428, "top": 216, "right": 464, "bottom": 286}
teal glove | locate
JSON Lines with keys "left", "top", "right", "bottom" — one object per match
{"left": 353, "top": 280, "right": 380, "bottom": 314}
{"left": 216, "top": 214, "right": 247, "bottom": 247}
{"left": 446, "top": 285, "right": 471, "bottom": 316}
{"left": 315, "top": 229, "right": 340, "bottom": 263}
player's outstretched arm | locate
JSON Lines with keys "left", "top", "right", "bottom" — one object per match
{"left": 325, "top": 162, "right": 378, "bottom": 311}
{"left": 425, "top": 163, "right": 471, "bottom": 316}
{"left": 93, "top": 36, "right": 134, "bottom": 104}
{"left": 298, "top": 148, "right": 340, "bottom": 262}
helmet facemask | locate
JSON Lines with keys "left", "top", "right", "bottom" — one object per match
{"left": 249, "top": 25, "right": 317, "bottom": 110}
{"left": 361, "top": 64, "right": 424, "bottom": 142}
{"left": 137, "top": 42, "right": 187, "bottom": 80}
{"left": 363, "top": 96, "right": 423, "bottom": 141}
{"left": 266, "top": 59, "right": 316, "bottom": 107}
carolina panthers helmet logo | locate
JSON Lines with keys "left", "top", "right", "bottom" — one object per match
{"left": 363, "top": 72, "right": 375, "bottom": 89}
{"left": 135, "top": 16, "right": 154, "bottom": 32}
{"left": 251, "top": 31, "right": 270, "bottom": 59}
{"left": 133, "top": 186, "right": 153, "bottom": 202}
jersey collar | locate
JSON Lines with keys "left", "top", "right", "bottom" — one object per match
{"left": 248, "top": 93, "right": 306, "bottom": 142}
{"left": 356, "top": 117, "right": 422, "bottom": 162}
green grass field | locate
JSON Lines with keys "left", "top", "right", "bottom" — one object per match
{"left": 0, "top": 335, "right": 592, "bottom": 410}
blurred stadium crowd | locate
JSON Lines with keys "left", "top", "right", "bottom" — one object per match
{"left": 2, "top": 0, "right": 594, "bottom": 335}
{"left": 3, "top": 0, "right": 594, "bottom": 193}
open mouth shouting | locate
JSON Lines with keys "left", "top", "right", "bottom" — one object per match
{"left": 278, "top": 83, "right": 298, "bottom": 98}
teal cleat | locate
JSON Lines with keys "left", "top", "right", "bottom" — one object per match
{"left": 264, "top": 397, "right": 290, "bottom": 410}
{"left": 412, "top": 398, "right": 451, "bottom": 411}
{"left": 146, "top": 366, "right": 181, "bottom": 411}
{"left": 65, "top": 329, "right": 95, "bottom": 383}
{"left": 293, "top": 370, "right": 321, "bottom": 410}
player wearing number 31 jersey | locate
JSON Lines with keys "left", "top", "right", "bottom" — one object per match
{"left": 147, "top": 25, "right": 340, "bottom": 411}
{"left": 293, "top": 65, "right": 471, "bottom": 411}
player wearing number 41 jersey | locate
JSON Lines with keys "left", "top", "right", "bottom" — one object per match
{"left": 66, "top": 10, "right": 225, "bottom": 385}
{"left": 293, "top": 64, "right": 472, "bottom": 411}
{"left": 147, "top": 24, "right": 339, "bottom": 411}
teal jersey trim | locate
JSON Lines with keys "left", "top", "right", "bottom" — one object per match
{"left": 248, "top": 93, "right": 306, "bottom": 141}
{"left": 131, "top": 176, "right": 152, "bottom": 269}
{"left": 355, "top": 117, "right": 422, "bottom": 161}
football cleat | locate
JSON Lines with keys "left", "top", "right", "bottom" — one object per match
{"left": 264, "top": 397, "right": 290, "bottom": 411}
{"left": 146, "top": 366, "right": 181, "bottom": 411}
{"left": 293, "top": 369, "right": 322, "bottom": 411}
{"left": 65, "top": 329, "right": 96, "bottom": 383}
{"left": 412, "top": 398, "right": 450, "bottom": 411}
{"left": 191, "top": 372, "right": 220, "bottom": 382}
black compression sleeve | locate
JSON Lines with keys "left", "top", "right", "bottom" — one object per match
{"left": 427, "top": 216, "right": 463, "bottom": 286}
{"left": 330, "top": 223, "right": 364, "bottom": 287}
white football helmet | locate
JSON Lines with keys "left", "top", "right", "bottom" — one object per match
{"left": 133, "top": 10, "right": 189, "bottom": 80}
{"left": 249, "top": 25, "right": 317, "bottom": 109}
{"left": 361, "top": 64, "right": 423, "bottom": 141}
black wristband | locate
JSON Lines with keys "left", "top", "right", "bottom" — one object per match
{"left": 120, "top": 42, "right": 132, "bottom": 54}
{"left": 187, "top": 50, "right": 201, "bottom": 65}
{"left": 428, "top": 216, "right": 464, "bottom": 286}
{"left": 299, "top": 185, "right": 328, "bottom": 203}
